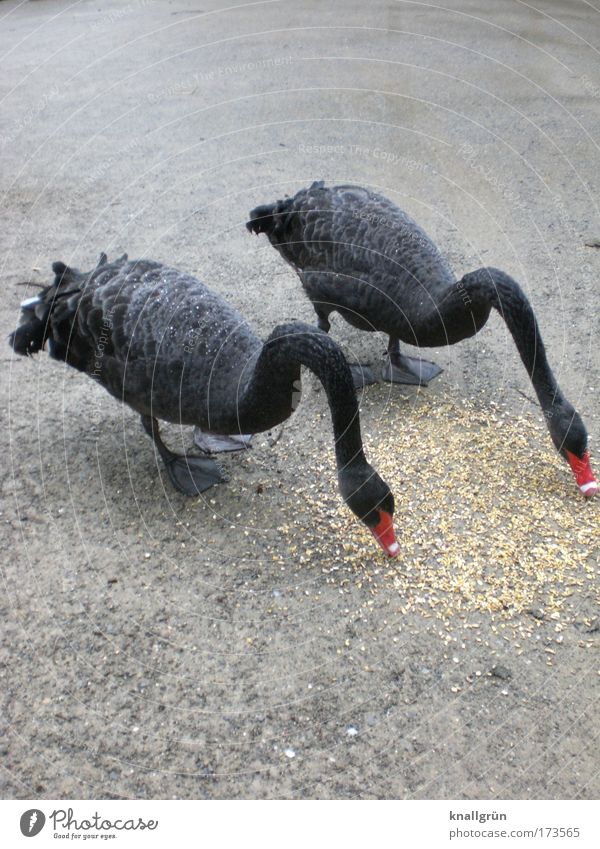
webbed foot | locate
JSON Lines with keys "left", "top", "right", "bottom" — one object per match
{"left": 382, "top": 354, "right": 443, "bottom": 386}
{"left": 140, "top": 415, "right": 227, "bottom": 495}
{"left": 165, "top": 455, "right": 226, "bottom": 496}
{"left": 349, "top": 363, "right": 377, "bottom": 389}
{"left": 193, "top": 429, "right": 252, "bottom": 454}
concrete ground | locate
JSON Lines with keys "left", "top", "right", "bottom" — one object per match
{"left": 1, "top": 0, "right": 599, "bottom": 799}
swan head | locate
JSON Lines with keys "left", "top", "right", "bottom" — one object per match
{"left": 339, "top": 464, "right": 399, "bottom": 557}
{"left": 549, "top": 405, "right": 597, "bottom": 497}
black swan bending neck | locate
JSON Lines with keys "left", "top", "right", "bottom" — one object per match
{"left": 238, "top": 322, "right": 366, "bottom": 470}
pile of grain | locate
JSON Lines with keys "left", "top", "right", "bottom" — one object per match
{"left": 272, "top": 392, "right": 599, "bottom": 623}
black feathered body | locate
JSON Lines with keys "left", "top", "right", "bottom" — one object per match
{"left": 248, "top": 183, "right": 487, "bottom": 346}
{"left": 14, "top": 256, "right": 304, "bottom": 434}
{"left": 248, "top": 182, "right": 591, "bottom": 461}
{"left": 10, "top": 254, "right": 397, "bottom": 527}
{"left": 10, "top": 255, "right": 375, "bottom": 449}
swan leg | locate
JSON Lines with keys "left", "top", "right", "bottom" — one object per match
{"left": 314, "top": 308, "right": 331, "bottom": 333}
{"left": 382, "top": 338, "right": 443, "bottom": 386}
{"left": 141, "top": 415, "right": 226, "bottom": 495}
{"left": 317, "top": 315, "right": 331, "bottom": 333}
{"left": 193, "top": 428, "right": 252, "bottom": 454}
{"left": 312, "top": 306, "right": 374, "bottom": 388}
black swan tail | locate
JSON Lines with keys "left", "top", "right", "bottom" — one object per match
{"left": 8, "top": 254, "right": 111, "bottom": 360}
{"left": 246, "top": 202, "right": 279, "bottom": 236}
{"left": 247, "top": 200, "right": 295, "bottom": 241}
{"left": 9, "top": 306, "right": 49, "bottom": 356}
{"left": 247, "top": 182, "right": 325, "bottom": 239}
{"left": 8, "top": 262, "right": 78, "bottom": 357}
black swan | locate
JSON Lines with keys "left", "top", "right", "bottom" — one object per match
{"left": 9, "top": 254, "right": 399, "bottom": 556}
{"left": 247, "top": 182, "right": 597, "bottom": 499}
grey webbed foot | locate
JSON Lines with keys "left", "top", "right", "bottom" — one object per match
{"left": 193, "top": 428, "right": 252, "bottom": 454}
{"left": 140, "top": 414, "right": 227, "bottom": 495}
{"left": 349, "top": 363, "right": 377, "bottom": 389}
{"left": 381, "top": 354, "right": 443, "bottom": 386}
{"left": 165, "top": 455, "right": 226, "bottom": 496}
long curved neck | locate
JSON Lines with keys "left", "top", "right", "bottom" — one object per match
{"left": 465, "top": 267, "right": 564, "bottom": 412}
{"left": 238, "top": 322, "right": 366, "bottom": 471}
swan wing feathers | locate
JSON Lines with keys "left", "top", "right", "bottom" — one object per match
{"left": 249, "top": 182, "right": 453, "bottom": 291}
{"left": 10, "top": 256, "right": 260, "bottom": 423}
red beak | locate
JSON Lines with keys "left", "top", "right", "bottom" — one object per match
{"left": 566, "top": 450, "right": 598, "bottom": 498}
{"left": 371, "top": 510, "right": 400, "bottom": 557}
